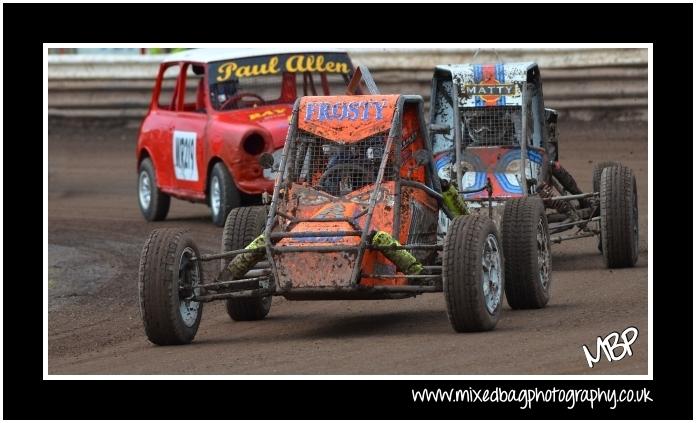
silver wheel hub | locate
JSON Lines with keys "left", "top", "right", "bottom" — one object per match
{"left": 138, "top": 171, "right": 151, "bottom": 210}
{"left": 210, "top": 176, "right": 221, "bottom": 216}
{"left": 537, "top": 218, "right": 551, "bottom": 290}
{"left": 178, "top": 247, "right": 201, "bottom": 327}
{"left": 482, "top": 234, "right": 502, "bottom": 315}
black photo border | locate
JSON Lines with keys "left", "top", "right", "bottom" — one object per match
{"left": 12, "top": 2, "right": 693, "bottom": 420}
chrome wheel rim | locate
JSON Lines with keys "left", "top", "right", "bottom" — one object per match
{"left": 537, "top": 218, "right": 551, "bottom": 290}
{"left": 210, "top": 176, "right": 221, "bottom": 216}
{"left": 178, "top": 247, "right": 201, "bottom": 327}
{"left": 138, "top": 171, "right": 151, "bottom": 210}
{"left": 482, "top": 234, "right": 502, "bottom": 315}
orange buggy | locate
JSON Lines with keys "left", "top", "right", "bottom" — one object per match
{"left": 138, "top": 71, "right": 544, "bottom": 345}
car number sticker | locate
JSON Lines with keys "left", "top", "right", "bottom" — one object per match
{"left": 172, "top": 130, "right": 198, "bottom": 181}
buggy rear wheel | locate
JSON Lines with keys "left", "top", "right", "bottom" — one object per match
{"left": 599, "top": 164, "right": 639, "bottom": 268}
{"left": 592, "top": 161, "right": 621, "bottom": 193}
{"left": 138, "top": 228, "right": 203, "bottom": 345}
{"left": 222, "top": 206, "right": 272, "bottom": 321}
{"left": 443, "top": 215, "right": 504, "bottom": 332}
{"left": 593, "top": 161, "right": 621, "bottom": 252}
{"left": 502, "top": 197, "right": 551, "bottom": 309}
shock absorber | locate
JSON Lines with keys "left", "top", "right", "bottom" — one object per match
{"left": 550, "top": 161, "right": 591, "bottom": 208}
{"left": 538, "top": 181, "right": 578, "bottom": 219}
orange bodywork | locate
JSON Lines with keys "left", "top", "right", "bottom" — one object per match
{"left": 298, "top": 95, "right": 398, "bottom": 142}
{"left": 271, "top": 95, "right": 438, "bottom": 292}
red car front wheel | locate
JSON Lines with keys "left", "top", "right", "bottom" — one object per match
{"left": 209, "top": 162, "right": 240, "bottom": 227}
{"left": 138, "top": 158, "right": 170, "bottom": 221}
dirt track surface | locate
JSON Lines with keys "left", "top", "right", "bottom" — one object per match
{"left": 48, "top": 121, "right": 649, "bottom": 375}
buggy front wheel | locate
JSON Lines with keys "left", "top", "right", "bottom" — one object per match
{"left": 501, "top": 197, "right": 552, "bottom": 309}
{"left": 443, "top": 215, "right": 504, "bottom": 332}
{"left": 139, "top": 228, "right": 203, "bottom": 345}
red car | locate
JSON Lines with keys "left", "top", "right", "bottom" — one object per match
{"left": 136, "top": 48, "right": 354, "bottom": 225}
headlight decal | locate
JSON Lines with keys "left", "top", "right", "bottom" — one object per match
{"left": 496, "top": 172, "right": 524, "bottom": 194}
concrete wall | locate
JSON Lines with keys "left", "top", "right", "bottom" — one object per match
{"left": 48, "top": 48, "right": 648, "bottom": 122}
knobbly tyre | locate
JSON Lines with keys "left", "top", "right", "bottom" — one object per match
{"left": 137, "top": 68, "right": 546, "bottom": 345}
{"left": 428, "top": 62, "right": 639, "bottom": 309}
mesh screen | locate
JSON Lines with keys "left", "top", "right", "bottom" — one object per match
{"left": 461, "top": 106, "right": 528, "bottom": 146}
{"left": 288, "top": 130, "right": 394, "bottom": 197}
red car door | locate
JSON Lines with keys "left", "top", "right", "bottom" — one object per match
{"left": 141, "top": 62, "right": 183, "bottom": 191}
{"left": 166, "top": 63, "right": 209, "bottom": 199}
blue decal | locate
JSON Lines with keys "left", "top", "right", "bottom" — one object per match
{"left": 496, "top": 149, "right": 543, "bottom": 168}
{"left": 347, "top": 102, "right": 359, "bottom": 120}
{"left": 495, "top": 173, "right": 524, "bottom": 194}
{"left": 318, "top": 103, "right": 330, "bottom": 121}
{"left": 474, "top": 64, "right": 483, "bottom": 83}
{"left": 473, "top": 65, "right": 483, "bottom": 107}
{"left": 304, "top": 236, "right": 342, "bottom": 243}
{"left": 527, "top": 149, "right": 543, "bottom": 164}
{"left": 304, "top": 103, "right": 315, "bottom": 121}
{"left": 373, "top": 102, "right": 384, "bottom": 120}
{"left": 495, "top": 63, "right": 505, "bottom": 106}
{"left": 497, "top": 149, "right": 522, "bottom": 169}
{"left": 435, "top": 152, "right": 453, "bottom": 172}
{"left": 461, "top": 171, "right": 486, "bottom": 196}
{"left": 495, "top": 63, "right": 505, "bottom": 83}
{"left": 304, "top": 101, "right": 386, "bottom": 122}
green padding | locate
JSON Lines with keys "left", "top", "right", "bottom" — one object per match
{"left": 442, "top": 182, "right": 470, "bottom": 217}
{"left": 371, "top": 231, "right": 423, "bottom": 275}
{"left": 225, "top": 234, "right": 266, "bottom": 280}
